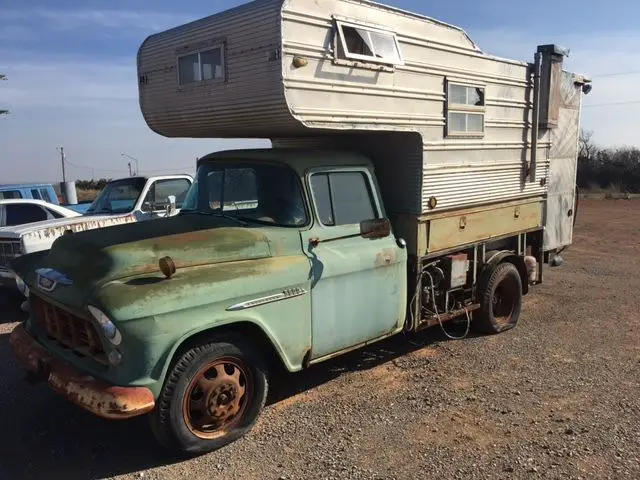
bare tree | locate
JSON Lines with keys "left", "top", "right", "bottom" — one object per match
{"left": 578, "top": 129, "right": 596, "bottom": 161}
{"left": 1, "top": 73, "right": 8, "bottom": 115}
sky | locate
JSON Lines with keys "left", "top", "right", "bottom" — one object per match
{"left": 1, "top": 0, "right": 639, "bottom": 183}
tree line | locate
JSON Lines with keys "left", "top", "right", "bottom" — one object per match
{"left": 578, "top": 130, "right": 640, "bottom": 193}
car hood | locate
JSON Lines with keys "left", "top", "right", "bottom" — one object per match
{"left": 12, "top": 214, "right": 288, "bottom": 308}
{"left": 0, "top": 214, "right": 136, "bottom": 241}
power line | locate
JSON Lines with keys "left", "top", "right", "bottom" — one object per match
{"left": 591, "top": 70, "right": 640, "bottom": 78}
{"left": 583, "top": 100, "right": 640, "bottom": 108}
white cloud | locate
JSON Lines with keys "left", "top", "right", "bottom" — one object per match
{"left": 0, "top": 8, "right": 197, "bottom": 32}
{"left": 470, "top": 28, "right": 640, "bottom": 148}
{"left": 1, "top": 18, "right": 639, "bottom": 184}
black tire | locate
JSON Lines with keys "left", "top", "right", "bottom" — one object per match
{"left": 150, "top": 335, "right": 268, "bottom": 455}
{"left": 473, "top": 262, "right": 523, "bottom": 334}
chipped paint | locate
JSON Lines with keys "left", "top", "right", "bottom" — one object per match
{"left": 22, "top": 215, "right": 137, "bottom": 243}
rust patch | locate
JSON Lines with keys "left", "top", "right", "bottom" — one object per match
{"left": 10, "top": 324, "right": 155, "bottom": 419}
{"left": 375, "top": 248, "right": 396, "bottom": 267}
{"left": 23, "top": 215, "right": 137, "bottom": 243}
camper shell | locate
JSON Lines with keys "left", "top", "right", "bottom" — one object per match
{"left": 138, "top": 0, "right": 589, "bottom": 256}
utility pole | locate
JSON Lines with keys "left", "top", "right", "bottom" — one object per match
{"left": 58, "top": 146, "right": 66, "bottom": 182}
{"left": 121, "top": 153, "right": 139, "bottom": 176}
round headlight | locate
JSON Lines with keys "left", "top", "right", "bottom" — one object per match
{"left": 14, "top": 274, "right": 29, "bottom": 298}
{"left": 87, "top": 305, "right": 122, "bottom": 346}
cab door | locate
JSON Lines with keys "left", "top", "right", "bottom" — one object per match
{"left": 300, "top": 167, "right": 407, "bottom": 361}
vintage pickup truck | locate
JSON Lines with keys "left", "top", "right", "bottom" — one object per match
{"left": 0, "top": 174, "right": 192, "bottom": 290}
{"left": 9, "top": 0, "right": 589, "bottom": 456}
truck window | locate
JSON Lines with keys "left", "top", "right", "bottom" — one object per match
{"left": 39, "top": 188, "right": 53, "bottom": 203}
{"left": 144, "top": 178, "right": 191, "bottom": 209}
{"left": 5, "top": 204, "right": 48, "bottom": 226}
{"left": 183, "top": 162, "right": 306, "bottom": 227}
{"left": 0, "top": 190, "right": 22, "bottom": 199}
{"left": 310, "top": 171, "right": 376, "bottom": 226}
{"left": 31, "top": 189, "right": 42, "bottom": 199}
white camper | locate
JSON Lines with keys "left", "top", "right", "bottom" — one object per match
{"left": 138, "top": 0, "right": 590, "bottom": 258}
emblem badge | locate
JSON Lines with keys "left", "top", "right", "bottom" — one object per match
{"left": 35, "top": 268, "right": 73, "bottom": 292}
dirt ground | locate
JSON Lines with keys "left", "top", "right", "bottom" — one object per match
{"left": 0, "top": 199, "right": 638, "bottom": 480}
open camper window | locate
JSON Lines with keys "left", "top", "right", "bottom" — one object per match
{"left": 177, "top": 44, "right": 225, "bottom": 85}
{"left": 446, "top": 81, "right": 485, "bottom": 137}
{"left": 334, "top": 20, "right": 403, "bottom": 67}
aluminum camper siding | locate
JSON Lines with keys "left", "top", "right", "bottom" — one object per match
{"left": 137, "top": 0, "right": 299, "bottom": 138}
{"left": 281, "top": 0, "right": 551, "bottom": 215}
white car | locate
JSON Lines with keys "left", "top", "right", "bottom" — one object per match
{"left": 0, "top": 174, "right": 193, "bottom": 290}
{"left": 0, "top": 199, "right": 81, "bottom": 227}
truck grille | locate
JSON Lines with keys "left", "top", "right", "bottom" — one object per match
{"left": 0, "top": 240, "right": 22, "bottom": 269}
{"left": 30, "top": 294, "right": 108, "bottom": 365}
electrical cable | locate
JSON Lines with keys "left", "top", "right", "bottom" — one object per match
{"left": 425, "top": 271, "right": 471, "bottom": 341}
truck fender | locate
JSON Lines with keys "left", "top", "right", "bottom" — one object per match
{"left": 482, "top": 250, "right": 529, "bottom": 295}
{"left": 154, "top": 318, "right": 297, "bottom": 388}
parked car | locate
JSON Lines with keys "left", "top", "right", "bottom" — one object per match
{"left": 0, "top": 199, "right": 81, "bottom": 228}
{"left": 0, "top": 183, "right": 60, "bottom": 204}
{"left": 0, "top": 174, "right": 192, "bottom": 290}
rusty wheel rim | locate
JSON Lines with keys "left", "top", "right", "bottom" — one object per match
{"left": 492, "top": 276, "right": 519, "bottom": 325}
{"left": 183, "top": 357, "right": 252, "bottom": 439}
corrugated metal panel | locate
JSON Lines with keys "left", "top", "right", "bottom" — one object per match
{"left": 273, "top": 132, "right": 424, "bottom": 214}
{"left": 137, "top": 0, "right": 299, "bottom": 138}
{"left": 422, "top": 156, "right": 549, "bottom": 211}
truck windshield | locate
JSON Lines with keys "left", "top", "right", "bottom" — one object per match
{"left": 85, "top": 178, "right": 146, "bottom": 215}
{"left": 181, "top": 162, "right": 307, "bottom": 227}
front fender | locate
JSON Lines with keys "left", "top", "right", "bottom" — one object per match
{"left": 94, "top": 255, "right": 312, "bottom": 397}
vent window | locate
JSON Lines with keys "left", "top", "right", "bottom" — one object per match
{"left": 335, "top": 21, "right": 403, "bottom": 66}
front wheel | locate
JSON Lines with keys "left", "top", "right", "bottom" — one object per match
{"left": 150, "top": 335, "right": 268, "bottom": 455}
{"left": 473, "top": 262, "right": 523, "bottom": 334}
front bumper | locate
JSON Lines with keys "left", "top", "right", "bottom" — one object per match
{"left": 10, "top": 324, "right": 156, "bottom": 419}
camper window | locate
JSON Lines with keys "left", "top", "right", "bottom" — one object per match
{"left": 446, "top": 82, "right": 485, "bottom": 136}
{"left": 335, "top": 21, "right": 403, "bottom": 66}
{"left": 178, "top": 45, "right": 225, "bottom": 85}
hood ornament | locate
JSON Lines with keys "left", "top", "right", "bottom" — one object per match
{"left": 35, "top": 268, "right": 73, "bottom": 292}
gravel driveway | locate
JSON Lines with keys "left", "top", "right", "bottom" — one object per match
{"left": 0, "top": 199, "right": 638, "bottom": 480}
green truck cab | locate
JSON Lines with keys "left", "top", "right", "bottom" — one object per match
{"left": 10, "top": 150, "right": 410, "bottom": 454}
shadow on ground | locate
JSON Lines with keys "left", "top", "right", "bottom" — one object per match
{"left": 0, "top": 289, "right": 468, "bottom": 479}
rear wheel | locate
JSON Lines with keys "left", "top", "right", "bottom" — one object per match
{"left": 150, "top": 335, "right": 268, "bottom": 455}
{"left": 473, "top": 262, "right": 523, "bottom": 334}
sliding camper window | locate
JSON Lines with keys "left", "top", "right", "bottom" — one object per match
{"left": 446, "top": 82, "right": 485, "bottom": 136}
{"left": 178, "top": 45, "right": 225, "bottom": 85}
{"left": 335, "top": 20, "right": 403, "bottom": 66}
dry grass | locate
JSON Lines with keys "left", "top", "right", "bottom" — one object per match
{"left": 76, "top": 188, "right": 99, "bottom": 202}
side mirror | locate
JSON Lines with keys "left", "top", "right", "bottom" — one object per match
{"left": 166, "top": 195, "right": 177, "bottom": 216}
{"left": 360, "top": 218, "right": 391, "bottom": 239}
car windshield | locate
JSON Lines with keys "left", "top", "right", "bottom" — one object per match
{"left": 85, "top": 178, "right": 146, "bottom": 215}
{"left": 181, "top": 161, "right": 307, "bottom": 227}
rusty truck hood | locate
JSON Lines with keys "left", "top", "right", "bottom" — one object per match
{"left": 13, "top": 214, "right": 279, "bottom": 307}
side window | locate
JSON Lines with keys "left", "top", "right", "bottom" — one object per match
{"left": 5, "top": 204, "right": 48, "bottom": 226}
{"left": 31, "top": 189, "right": 42, "bottom": 200}
{"left": 46, "top": 208, "right": 64, "bottom": 219}
{"left": 178, "top": 45, "right": 225, "bottom": 85}
{"left": 310, "top": 171, "right": 377, "bottom": 226}
{"left": 145, "top": 179, "right": 192, "bottom": 210}
{"left": 40, "top": 188, "right": 53, "bottom": 203}
{"left": 0, "top": 190, "right": 22, "bottom": 199}
{"left": 446, "top": 81, "right": 485, "bottom": 137}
